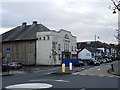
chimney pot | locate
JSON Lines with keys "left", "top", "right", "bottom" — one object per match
{"left": 33, "top": 21, "right": 37, "bottom": 25}
{"left": 22, "top": 22, "right": 27, "bottom": 26}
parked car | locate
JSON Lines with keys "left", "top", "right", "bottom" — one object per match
{"left": 87, "top": 60, "right": 100, "bottom": 66}
{"left": 98, "top": 60, "right": 103, "bottom": 64}
{"left": 74, "top": 61, "right": 84, "bottom": 67}
{"left": 108, "top": 59, "right": 112, "bottom": 62}
{"left": 8, "top": 62, "right": 23, "bottom": 69}
{"left": 103, "top": 59, "right": 108, "bottom": 63}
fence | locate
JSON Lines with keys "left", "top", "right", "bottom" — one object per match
{"left": 62, "top": 59, "right": 81, "bottom": 66}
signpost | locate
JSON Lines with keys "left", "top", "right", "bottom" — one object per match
{"left": 6, "top": 48, "right": 10, "bottom": 75}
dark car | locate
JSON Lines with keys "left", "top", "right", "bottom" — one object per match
{"left": 98, "top": 60, "right": 103, "bottom": 64}
{"left": 87, "top": 60, "right": 100, "bottom": 66}
{"left": 74, "top": 61, "right": 84, "bottom": 67}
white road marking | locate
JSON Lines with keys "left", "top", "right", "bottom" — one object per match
{"left": 55, "top": 80, "right": 70, "bottom": 82}
{"left": 30, "top": 79, "right": 70, "bottom": 83}
{"left": 5, "top": 83, "right": 52, "bottom": 89}
{"left": 30, "top": 79, "right": 54, "bottom": 82}
{"left": 72, "top": 73, "right": 79, "bottom": 75}
{"left": 107, "top": 76, "right": 114, "bottom": 78}
{"left": 80, "top": 74, "right": 87, "bottom": 76}
{"left": 81, "top": 68, "right": 85, "bottom": 69}
{"left": 98, "top": 75, "right": 104, "bottom": 77}
{"left": 45, "top": 72, "right": 53, "bottom": 75}
{"left": 97, "top": 68, "right": 101, "bottom": 71}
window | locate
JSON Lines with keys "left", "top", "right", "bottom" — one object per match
{"left": 39, "top": 37, "right": 41, "bottom": 40}
{"left": 71, "top": 46, "right": 73, "bottom": 51}
{"left": 47, "top": 36, "right": 50, "bottom": 40}
{"left": 52, "top": 42, "right": 56, "bottom": 50}
{"left": 58, "top": 44, "right": 61, "bottom": 50}
{"left": 43, "top": 37, "right": 45, "bottom": 40}
{"left": 75, "top": 46, "right": 77, "bottom": 51}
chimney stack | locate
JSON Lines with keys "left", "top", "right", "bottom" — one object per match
{"left": 22, "top": 22, "right": 27, "bottom": 26}
{"left": 33, "top": 21, "right": 37, "bottom": 26}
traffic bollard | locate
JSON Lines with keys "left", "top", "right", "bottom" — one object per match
{"left": 69, "top": 62, "right": 72, "bottom": 70}
{"left": 62, "top": 63, "right": 65, "bottom": 72}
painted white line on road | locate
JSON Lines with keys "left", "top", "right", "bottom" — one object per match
{"left": 30, "top": 79, "right": 54, "bottom": 82}
{"left": 5, "top": 83, "right": 52, "bottom": 89}
{"left": 107, "top": 76, "right": 114, "bottom": 78}
{"left": 55, "top": 80, "right": 70, "bottom": 82}
{"left": 81, "top": 68, "right": 85, "bottom": 69}
{"left": 98, "top": 75, "right": 104, "bottom": 77}
{"left": 29, "top": 79, "right": 70, "bottom": 83}
{"left": 72, "top": 73, "right": 79, "bottom": 75}
{"left": 97, "top": 68, "right": 101, "bottom": 71}
{"left": 45, "top": 72, "right": 54, "bottom": 75}
{"left": 80, "top": 74, "right": 87, "bottom": 76}
{"left": 89, "top": 74, "right": 95, "bottom": 76}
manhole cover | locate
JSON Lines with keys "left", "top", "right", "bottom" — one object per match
{"left": 5, "top": 83, "right": 52, "bottom": 90}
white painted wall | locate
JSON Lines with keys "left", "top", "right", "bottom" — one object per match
{"left": 78, "top": 48, "right": 93, "bottom": 60}
{"left": 36, "top": 29, "right": 77, "bottom": 65}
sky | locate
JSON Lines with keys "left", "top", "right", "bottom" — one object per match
{"left": 0, "top": 0, "right": 118, "bottom": 44}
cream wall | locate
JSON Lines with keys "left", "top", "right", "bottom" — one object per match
{"left": 78, "top": 49, "right": 92, "bottom": 60}
{"left": 36, "top": 29, "right": 77, "bottom": 65}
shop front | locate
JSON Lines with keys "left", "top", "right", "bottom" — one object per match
{"left": 62, "top": 51, "right": 71, "bottom": 59}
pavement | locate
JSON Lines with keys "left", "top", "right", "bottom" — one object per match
{"left": 109, "top": 61, "right": 120, "bottom": 76}
{"left": 2, "top": 63, "right": 119, "bottom": 89}
{"left": 1, "top": 66, "right": 61, "bottom": 76}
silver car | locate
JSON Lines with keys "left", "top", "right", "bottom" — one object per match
{"left": 8, "top": 62, "right": 23, "bottom": 69}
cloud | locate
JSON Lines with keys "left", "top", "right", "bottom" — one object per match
{"left": 1, "top": 0, "right": 118, "bottom": 44}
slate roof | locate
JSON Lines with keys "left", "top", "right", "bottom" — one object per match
{"left": 2, "top": 22, "right": 50, "bottom": 42}
{"left": 77, "top": 41, "right": 111, "bottom": 49}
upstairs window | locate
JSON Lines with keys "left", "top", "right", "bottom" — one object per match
{"left": 47, "top": 36, "right": 50, "bottom": 40}
{"left": 39, "top": 37, "right": 41, "bottom": 40}
{"left": 43, "top": 37, "right": 45, "bottom": 40}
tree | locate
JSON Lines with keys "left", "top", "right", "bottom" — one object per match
{"left": 110, "top": 0, "right": 120, "bottom": 44}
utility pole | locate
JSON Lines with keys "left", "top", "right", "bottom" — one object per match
{"left": 94, "top": 35, "right": 99, "bottom": 60}
{"left": 95, "top": 35, "right": 96, "bottom": 60}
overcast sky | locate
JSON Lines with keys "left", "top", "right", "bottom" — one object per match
{"left": 1, "top": 0, "right": 118, "bottom": 44}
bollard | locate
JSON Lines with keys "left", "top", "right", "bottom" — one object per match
{"left": 111, "top": 64, "right": 114, "bottom": 72}
{"left": 69, "top": 62, "right": 72, "bottom": 70}
{"left": 62, "top": 63, "right": 65, "bottom": 72}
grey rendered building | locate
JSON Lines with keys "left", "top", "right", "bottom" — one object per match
{"left": 2, "top": 21, "right": 50, "bottom": 65}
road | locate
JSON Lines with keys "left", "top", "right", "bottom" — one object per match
{"left": 2, "top": 62, "right": 120, "bottom": 90}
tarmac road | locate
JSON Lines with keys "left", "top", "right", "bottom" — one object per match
{"left": 2, "top": 62, "right": 120, "bottom": 90}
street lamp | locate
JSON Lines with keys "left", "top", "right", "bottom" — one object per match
{"left": 94, "top": 35, "right": 99, "bottom": 60}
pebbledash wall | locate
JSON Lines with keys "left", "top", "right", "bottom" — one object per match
{"left": 36, "top": 29, "right": 77, "bottom": 65}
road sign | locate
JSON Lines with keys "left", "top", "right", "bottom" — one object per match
{"left": 6, "top": 48, "right": 10, "bottom": 52}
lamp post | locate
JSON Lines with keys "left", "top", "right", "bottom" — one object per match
{"left": 94, "top": 35, "right": 99, "bottom": 60}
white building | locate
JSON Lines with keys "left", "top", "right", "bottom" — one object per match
{"left": 78, "top": 47, "right": 95, "bottom": 60}
{"left": 36, "top": 29, "right": 77, "bottom": 65}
